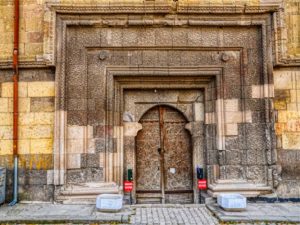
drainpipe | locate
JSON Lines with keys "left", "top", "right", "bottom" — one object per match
{"left": 9, "top": 0, "right": 19, "bottom": 206}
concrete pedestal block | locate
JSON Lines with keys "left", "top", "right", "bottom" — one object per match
{"left": 217, "top": 193, "right": 246, "bottom": 211}
{"left": 96, "top": 194, "right": 123, "bottom": 212}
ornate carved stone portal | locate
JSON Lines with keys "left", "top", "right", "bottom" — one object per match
{"left": 52, "top": 4, "right": 279, "bottom": 202}
{"left": 124, "top": 90, "right": 204, "bottom": 203}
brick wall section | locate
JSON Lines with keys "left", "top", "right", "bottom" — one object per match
{"left": 0, "top": 71, "right": 55, "bottom": 201}
{"left": 274, "top": 69, "right": 300, "bottom": 197}
{"left": 0, "top": 1, "right": 44, "bottom": 61}
{"left": 285, "top": 0, "right": 300, "bottom": 57}
{"left": 0, "top": 0, "right": 299, "bottom": 61}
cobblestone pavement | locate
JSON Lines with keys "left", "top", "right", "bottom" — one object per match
{"left": 1, "top": 203, "right": 300, "bottom": 225}
{"left": 130, "top": 204, "right": 219, "bottom": 225}
{"left": 208, "top": 203, "right": 300, "bottom": 224}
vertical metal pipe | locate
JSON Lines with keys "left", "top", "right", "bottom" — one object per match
{"left": 9, "top": 157, "right": 18, "bottom": 206}
{"left": 9, "top": 0, "right": 19, "bottom": 206}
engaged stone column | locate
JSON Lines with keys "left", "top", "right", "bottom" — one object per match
{"left": 185, "top": 121, "right": 205, "bottom": 203}
{"left": 123, "top": 122, "right": 142, "bottom": 203}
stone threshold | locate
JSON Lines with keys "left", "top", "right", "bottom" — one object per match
{"left": 56, "top": 182, "right": 120, "bottom": 204}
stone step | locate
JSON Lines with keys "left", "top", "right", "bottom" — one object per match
{"left": 61, "top": 188, "right": 119, "bottom": 195}
{"left": 208, "top": 180, "right": 272, "bottom": 197}
{"left": 56, "top": 182, "right": 121, "bottom": 204}
{"left": 136, "top": 198, "right": 162, "bottom": 204}
{"left": 136, "top": 193, "right": 162, "bottom": 204}
{"left": 136, "top": 193, "right": 162, "bottom": 198}
{"left": 200, "top": 191, "right": 215, "bottom": 204}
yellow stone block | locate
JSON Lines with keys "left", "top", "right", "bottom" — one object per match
{"left": 28, "top": 82, "right": 55, "bottom": 97}
{"left": 2, "top": 83, "right": 14, "bottom": 97}
{"left": 0, "top": 140, "right": 13, "bottom": 155}
{"left": 30, "top": 139, "right": 53, "bottom": 154}
{"left": 19, "top": 113, "right": 35, "bottom": 125}
{"left": 34, "top": 112, "right": 54, "bottom": 125}
{"left": 290, "top": 90, "right": 297, "bottom": 103}
{"left": 286, "top": 120, "right": 300, "bottom": 132}
{"left": 8, "top": 98, "right": 31, "bottom": 113}
{"left": 25, "top": 14, "right": 43, "bottom": 32}
{"left": 282, "top": 133, "right": 300, "bottom": 149}
{"left": 19, "top": 125, "right": 53, "bottom": 139}
{"left": 287, "top": 103, "right": 298, "bottom": 112}
{"left": 25, "top": 43, "right": 43, "bottom": 56}
{"left": 286, "top": 111, "right": 300, "bottom": 119}
{"left": 1, "top": 82, "right": 28, "bottom": 97}
{"left": 19, "top": 112, "right": 54, "bottom": 125}
{"left": 0, "top": 113, "right": 13, "bottom": 126}
{"left": 274, "top": 99, "right": 287, "bottom": 110}
{"left": 0, "top": 32, "right": 13, "bottom": 44}
{"left": 18, "top": 139, "right": 30, "bottom": 155}
{"left": 0, "top": 126, "right": 13, "bottom": 140}
{"left": 296, "top": 90, "right": 300, "bottom": 103}
{"left": 277, "top": 111, "right": 287, "bottom": 123}
{"left": 290, "top": 90, "right": 300, "bottom": 103}
{"left": 0, "top": 98, "right": 9, "bottom": 112}
{"left": 275, "top": 123, "right": 286, "bottom": 135}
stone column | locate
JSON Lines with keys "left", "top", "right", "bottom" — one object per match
{"left": 123, "top": 122, "right": 142, "bottom": 203}
{"left": 185, "top": 102, "right": 205, "bottom": 203}
{"left": 185, "top": 121, "right": 205, "bottom": 203}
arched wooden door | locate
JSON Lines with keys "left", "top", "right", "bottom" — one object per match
{"left": 136, "top": 105, "right": 193, "bottom": 204}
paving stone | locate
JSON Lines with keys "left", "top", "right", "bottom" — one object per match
{"left": 130, "top": 205, "right": 219, "bottom": 225}
{"left": 207, "top": 203, "right": 300, "bottom": 224}
{"left": 0, "top": 203, "right": 299, "bottom": 224}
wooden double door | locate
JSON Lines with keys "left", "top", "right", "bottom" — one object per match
{"left": 136, "top": 105, "right": 193, "bottom": 204}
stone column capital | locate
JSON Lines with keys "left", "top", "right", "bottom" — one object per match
{"left": 124, "top": 122, "right": 142, "bottom": 137}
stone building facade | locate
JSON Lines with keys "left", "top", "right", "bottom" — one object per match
{"left": 0, "top": 0, "right": 299, "bottom": 203}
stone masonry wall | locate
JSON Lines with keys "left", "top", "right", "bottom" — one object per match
{"left": 0, "top": 0, "right": 299, "bottom": 61}
{"left": 0, "top": 69, "right": 55, "bottom": 201}
{"left": 274, "top": 69, "right": 300, "bottom": 198}
{"left": 0, "top": 0, "right": 299, "bottom": 201}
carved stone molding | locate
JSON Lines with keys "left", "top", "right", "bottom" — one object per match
{"left": 45, "top": 2, "right": 171, "bottom": 14}
{"left": 45, "top": 2, "right": 286, "bottom": 67}
{"left": 1, "top": 2, "right": 298, "bottom": 68}
{"left": 177, "top": 4, "right": 280, "bottom": 14}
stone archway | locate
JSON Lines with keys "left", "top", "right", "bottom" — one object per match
{"left": 135, "top": 105, "right": 193, "bottom": 204}
{"left": 122, "top": 89, "right": 205, "bottom": 204}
